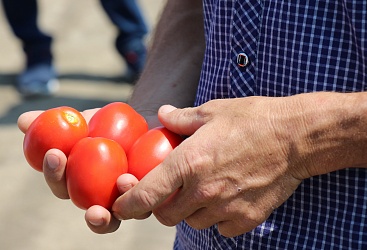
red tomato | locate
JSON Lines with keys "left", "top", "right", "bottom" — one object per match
{"left": 88, "top": 102, "right": 148, "bottom": 153}
{"left": 127, "top": 126, "right": 183, "bottom": 180}
{"left": 23, "top": 106, "right": 88, "bottom": 172}
{"left": 66, "top": 137, "right": 128, "bottom": 210}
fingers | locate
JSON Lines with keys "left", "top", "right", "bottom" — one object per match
{"left": 116, "top": 173, "right": 139, "bottom": 193}
{"left": 217, "top": 219, "right": 260, "bottom": 238}
{"left": 158, "top": 105, "right": 205, "bottom": 135}
{"left": 43, "top": 149, "right": 69, "bottom": 199}
{"left": 84, "top": 174, "right": 140, "bottom": 234}
{"left": 113, "top": 106, "right": 208, "bottom": 224}
{"left": 217, "top": 220, "right": 247, "bottom": 238}
{"left": 17, "top": 108, "right": 99, "bottom": 134}
{"left": 114, "top": 174, "right": 153, "bottom": 220}
{"left": 81, "top": 108, "right": 100, "bottom": 123}
{"left": 85, "top": 205, "right": 121, "bottom": 234}
{"left": 17, "top": 111, "right": 44, "bottom": 133}
{"left": 112, "top": 153, "right": 184, "bottom": 221}
{"left": 19, "top": 108, "right": 100, "bottom": 199}
{"left": 184, "top": 204, "right": 262, "bottom": 238}
{"left": 152, "top": 187, "right": 202, "bottom": 227}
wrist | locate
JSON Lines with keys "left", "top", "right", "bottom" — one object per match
{"left": 288, "top": 92, "right": 367, "bottom": 179}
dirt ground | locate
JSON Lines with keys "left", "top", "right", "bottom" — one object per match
{"left": 0, "top": 1, "right": 179, "bottom": 249}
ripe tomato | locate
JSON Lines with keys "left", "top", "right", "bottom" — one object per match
{"left": 88, "top": 102, "right": 148, "bottom": 153}
{"left": 127, "top": 126, "right": 183, "bottom": 180}
{"left": 23, "top": 106, "right": 88, "bottom": 172}
{"left": 66, "top": 137, "right": 128, "bottom": 210}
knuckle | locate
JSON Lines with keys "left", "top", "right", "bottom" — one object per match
{"left": 184, "top": 213, "right": 210, "bottom": 230}
{"left": 175, "top": 146, "right": 221, "bottom": 204}
{"left": 244, "top": 206, "right": 268, "bottom": 225}
{"left": 134, "top": 189, "right": 158, "bottom": 214}
{"left": 185, "top": 218, "right": 204, "bottom": 230}
{"left": 51, "top": 189, "right": 70, "bottom": 200}
{"left": 177, "top": 143, "right": 211, "bottom": 178}
{"left": 198, "top": 99, "right": 226, "bottom": 117}
{"left": 218, "top": 219, "right": 255, "bottom": 238}
{"left": 217, "top": 202, "right": 269, "bottom": 237}
{"left": 196, "top": 102, "right": 212, "bottom": 120}
{"left": 217, "top": 222, "right": 240, "bottom": 238}
{"left": 193, "top": 186, "right": 217, "bottom": 204}
{"left": 153, "top": 209, "right": 178, "bottom": 227}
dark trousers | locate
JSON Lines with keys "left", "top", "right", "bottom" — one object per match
{"left": 2, "top": 0, "right": 148, "bottom": 67}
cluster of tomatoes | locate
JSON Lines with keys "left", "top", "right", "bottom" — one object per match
{"left": 22, "top": 102, "right": 183, "bottom": 210}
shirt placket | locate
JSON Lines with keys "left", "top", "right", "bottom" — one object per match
{"left": 229, "top": 0, "right": 263, "bottom": 98}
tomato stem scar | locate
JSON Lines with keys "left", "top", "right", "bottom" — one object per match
{"left": 65, "top": 112, "right": 79, "bottom": 125}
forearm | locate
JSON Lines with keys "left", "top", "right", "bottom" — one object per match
{"left": 129, "top": 0, "right": 205, "bottom": 116}
{"left": 285, "top": 91, "right": 367, "bottom": 178}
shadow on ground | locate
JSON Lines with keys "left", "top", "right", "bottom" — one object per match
{"left": 0, "top": 71, "right": 132, "bottom": 125}
{"left": 0, "top": 71, "right": 137, "bottom": 86}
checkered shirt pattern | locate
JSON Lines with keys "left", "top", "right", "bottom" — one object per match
{"left": 174, "top": 0, "right": 367, "bottom": 249}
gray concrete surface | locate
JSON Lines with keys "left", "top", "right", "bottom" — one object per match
{"left": 0, "top": 1, "right": 178, "bottom": 249}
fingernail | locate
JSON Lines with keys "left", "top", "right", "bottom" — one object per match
{"left": 46, "top": 154, "right": 59, "bottom": 170}
{"left": 119, "top": 184, "right": 133, "bottom": 193}
{"left": 159, "top": 105, "right": 176, "bottom": 114}
{"left": 89, "top": 218, "right": 104, "bottom": 227}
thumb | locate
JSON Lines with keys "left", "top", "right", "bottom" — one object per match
{"left": 158, "top": 105, "right": 204, "bottom": 136}
{"left": 112, "top": 151, "right": 182, "bottom": 220}
{"left": 17, "top": 111, "right": 44, "bottom": 133}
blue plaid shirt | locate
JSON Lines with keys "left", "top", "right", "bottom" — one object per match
{"left": 174, "top": 1, "right": 367, "bottom": 249}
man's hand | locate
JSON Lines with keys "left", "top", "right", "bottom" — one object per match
{"left": 17, "top": 108, "right": 141, "bottom": 234}
{"left": 18, "top": 109, "right": 99, "bottom": 199}
{"left": 111, "top": 97, "right": 313, "bottom": 237}
{"left": 117, "top": 92, "right": 367, "bottom": 237}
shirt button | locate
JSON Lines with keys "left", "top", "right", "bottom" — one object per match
{"left": 237, "top": 52, "right": 249, "bottom": 67}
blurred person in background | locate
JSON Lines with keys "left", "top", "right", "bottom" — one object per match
{"left": 2, "top": 0, "right": 147, "bottom": 97}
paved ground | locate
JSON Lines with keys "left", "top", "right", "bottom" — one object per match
{"left": 0, "top": 1, "right": 178, "bottom": 249}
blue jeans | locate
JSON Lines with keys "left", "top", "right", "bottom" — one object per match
{"left": 2, "top": 0, "right": 148, "bottom": 68}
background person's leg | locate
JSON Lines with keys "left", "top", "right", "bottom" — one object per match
{"left": 2, "top": 0, "right": 53, "bottom": 67}
{"left": 100, "top": 0, "right": 148, "bottom": 80}
{"left": 2, "top": 0, "right": 58, "bottom": 97}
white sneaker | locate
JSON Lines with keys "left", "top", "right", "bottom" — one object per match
{"left": 16, "top": 64, "right": 59, "bottom": 98}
